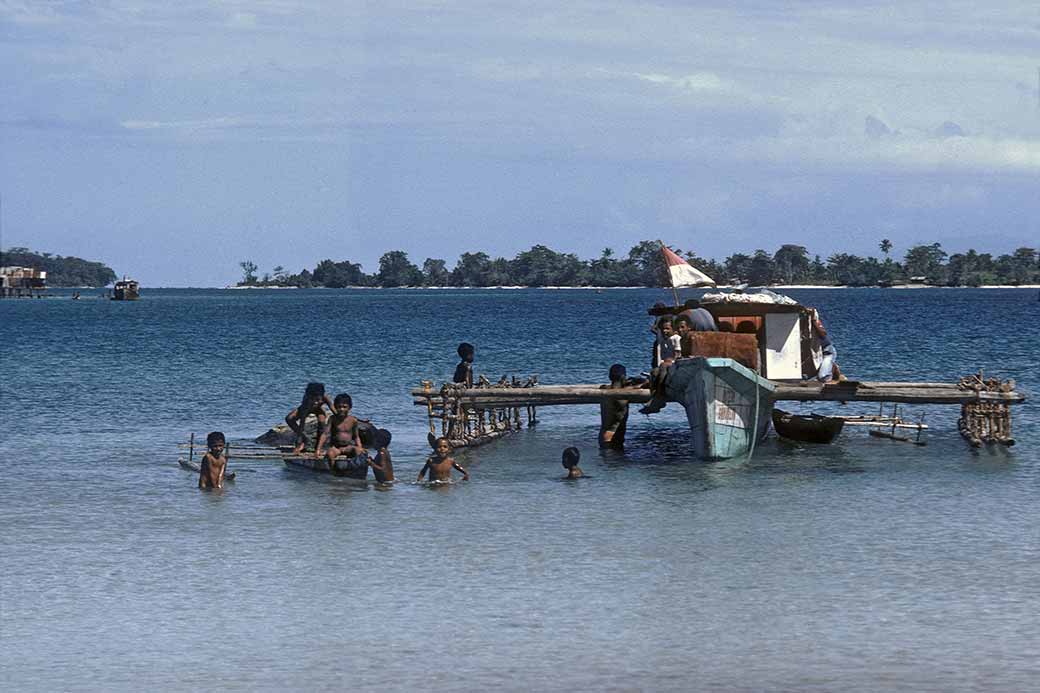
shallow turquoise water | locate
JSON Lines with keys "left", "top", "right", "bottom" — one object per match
{"left": 1, "top": 288, "right": 1038, "bottom": 691}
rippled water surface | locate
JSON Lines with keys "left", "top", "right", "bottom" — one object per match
{"left": 2, "top": 288, "right": 1038, "bottom": 691}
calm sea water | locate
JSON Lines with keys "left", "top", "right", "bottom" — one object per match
{"left": 2, "top": 288, "right": 1038, "bottom": 691}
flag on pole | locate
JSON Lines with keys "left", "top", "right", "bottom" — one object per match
{"left": 660, "top": 244, "right": 716, "bottom": 288}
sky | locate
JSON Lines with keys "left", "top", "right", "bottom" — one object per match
{"left": 1, "top": 1, "right": 1038, "bottom": 286}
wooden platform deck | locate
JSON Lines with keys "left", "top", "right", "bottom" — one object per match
{"left": 412, "top": 380, "right": 1026, "bottom": 407}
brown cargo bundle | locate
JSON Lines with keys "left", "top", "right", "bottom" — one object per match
{"left": 682, "top": 332, "right": 759, "bottom": 372}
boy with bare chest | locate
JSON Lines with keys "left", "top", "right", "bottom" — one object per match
{"left": 317, "top": 394, "right": 364, "bottom": 471}
{"left": 198, "top": 431, "right": 227, "bottom": 490}
{"left": 417, "top": 437, "right": 469, "bottom": 483}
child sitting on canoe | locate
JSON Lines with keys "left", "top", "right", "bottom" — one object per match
{"left": 417, "top": 437, "right": 469, "bottom": 483}
{"left": 286, "top": 382, "right": 335, "bottom": 453}
{"left": 198, "top": 431, "right": 227, "bottom": 490}
{"left": 562, "top": 447, "right": 583, "bottom": 479}
{"left": 317, "top": 394, "right": 365, "bottom": 471}
{"left": 367, "top": 429, "right": 395, "bottom": 484}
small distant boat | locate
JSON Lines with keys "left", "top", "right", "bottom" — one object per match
{"left": 771, "top": 409, "right": 844, "bottom": 444}
{"left": 111, "top": 278, "right": 140, "bottom": 301}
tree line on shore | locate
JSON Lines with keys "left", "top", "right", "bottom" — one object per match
{"left": 240, "top": 240, "right": 1040, "bottom": 288}
{"left": 0, "top": 247, "right": 117, "bottom": 287}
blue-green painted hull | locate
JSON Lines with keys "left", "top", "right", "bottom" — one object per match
{"left": 666, "top": 357, "right": 776, "bottom": 460}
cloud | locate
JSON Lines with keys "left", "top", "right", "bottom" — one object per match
{"left": 631, "top": 71, "right": 727, "bottom": 93}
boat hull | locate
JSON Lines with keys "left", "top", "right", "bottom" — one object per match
{"left": 283, "top": 453, "right": 369, "bottom": 479}
{"left": 771, "top": 409, "right": 844, "bottom": 443}
{"left": 667, "top": 357, "right": 775, "bottom": 460}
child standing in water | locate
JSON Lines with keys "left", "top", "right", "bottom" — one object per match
{"left": 198, "top": 431, "right": 228, "bottom": 490}
{"left": 453, "top": 342, "right": 475, "bottom": 386}
{"left": 368, "top": 429, "right": 395, "bottom": 484}
{"left": 286, "top": 382, "right": 336, "bottom": 453}
{"left": 562, "top": 447, "right": 583, "bottom": 479}
{"left": 417, "top": 437, "right": 469, "bottom": 482}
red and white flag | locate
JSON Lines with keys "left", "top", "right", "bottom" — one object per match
{"left": 661, "top": 244, "right": 716, "bottom": 288}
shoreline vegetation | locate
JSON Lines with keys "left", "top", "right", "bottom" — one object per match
{"left": 0, "top": 247, "right": 116, "bottom": 287}
{"left": 238, "top": 240, "right": 1039, "bottom": 289}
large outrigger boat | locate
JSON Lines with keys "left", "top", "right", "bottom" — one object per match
{"left": 647, "top": 289, "right": 830, "bottom": 459}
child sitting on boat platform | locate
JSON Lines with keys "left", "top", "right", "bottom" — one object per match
{"left": 454, "top": 342, "right": 475, "bottom": 386}
{"left": 198, "top": 431, "right": 228, "bottom": 490}
{"left": 641, "top": 317, "right": 680, "bottom": 414}
{"left": 318, "top": 394, "right": 365, "bottom": 471}
{"left": 562, "top": 447, "right": 583, "bottom": 479}
{"left": 367, "top": 428, "right": 395, "bottom": 484}
{"left": 286, "top": 382, "right": 336, "bottom": 453}
{"left": 417, "top": 437, "right": 469, "bottom": 483}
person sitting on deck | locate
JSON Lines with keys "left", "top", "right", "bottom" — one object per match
{"left": 453, "top": 342, "right": 475, "bottom": 386}
{"left": 562, "top": 447, "right": 583, "bottom": 479}
{"left": 367, "top": 428, "right": 395, "bottom": 484}
{"left": 641, "top": 318, "right": 681, "bottom": 414}
{"left": 198, "top": 431, "right": 228, "bottom": 490}
{"left": 286, "top": 382, "right": 335, "bottom": 453}
{"left": 417, "top": 437, "right": 469, "bottom": 483}
{"left": 810, "top": 308, "right": 845, "bottom": 383}
{"left": 600, "top": 363, "right": 632, "bottom": 449}
{"left": 318, "top": 394, "right": 365, "bottom": 471}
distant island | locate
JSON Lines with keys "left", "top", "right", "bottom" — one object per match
{"left": 1, "top": 247, "right": 117, "bottom": 287}
{"left": 238, "top": 240, "right": 1039, "bottom": 289}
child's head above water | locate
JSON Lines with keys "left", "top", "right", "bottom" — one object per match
{"left": 561, "top": 447, "right": 580, "bottom": 469}
{"left": 609, "top": 363, "right": 627, "bottom": 383}
{"left": 206, "top": 431, "right": 226, "bottom": 450}
{"left": 457, "top": 342, "right": 475, "bottom": 362}
{"left": 434, "top": 436, "right": 452, "bottom": 456}
{"left": 372, "top": 428, "right": 392, "bottom": 449}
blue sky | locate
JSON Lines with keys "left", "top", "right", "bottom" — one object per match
{"left": 2, "top": 1, "right": 1038, "bottom": 286}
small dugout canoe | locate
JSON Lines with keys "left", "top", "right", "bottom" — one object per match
{"left": 283, "top": 453, "right": 369, "bottom": 480}
{"left": 771, "top": 409, "right": 844, "bottom": 444}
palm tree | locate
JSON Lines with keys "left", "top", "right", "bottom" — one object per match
{"left": 879, "top": 239, "right": 892, "bottom": 258}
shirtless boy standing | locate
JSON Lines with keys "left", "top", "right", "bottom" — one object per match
{"left": 317, "top": 394, "right": 364, "bottom": 471}
{"left": 286, "top": 382, "right": 336, "bottom": 453}
{"left": 368, "top": 428, "right": 395, "bottom": 484}
{"left": 453, "top": 343, "right": 475, "bottom": 386}
{"left": 198, "top": 431, "right": 228, "bottom": 490}
{"left": 417, "top": 437, "right": 469, "bottom": 482}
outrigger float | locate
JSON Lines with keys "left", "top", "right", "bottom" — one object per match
{"left": 177, "top": 433, "right": 371, "bottom": 480}
{"left": 412, "top": 290, "right": 1026, "bottom": 460}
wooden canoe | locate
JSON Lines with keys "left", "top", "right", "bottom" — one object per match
{"left": 771, "top": 409, "right": 844, "bottom": 444}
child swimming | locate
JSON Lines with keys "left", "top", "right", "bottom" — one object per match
{"left": 417, "top": 437, "right": 469, "bottom": 483}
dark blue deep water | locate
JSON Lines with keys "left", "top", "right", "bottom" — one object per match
{"left": 2, "top": 288, "right": 1038, "bottom": 691}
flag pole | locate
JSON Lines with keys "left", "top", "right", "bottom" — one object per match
{"left": 659, "top": 240, "right": 681, "bottom": 307}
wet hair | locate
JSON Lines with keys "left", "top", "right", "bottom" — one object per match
{"left": 333, "top": 393, "right": 352, "bottom": 408}
{"left": 562, "top": 447, "right": 580, "bottom": 468}
{"left": 372, "top": 428, "right": 392, "bottom": 449}
{"left": 206, "top": 431, "right": 225, "bottom": 447}
{"left": 457, "top": 342, "right": 475, "bottom": 359}
{"left": 608, "top": 363, "right": 627, "bottom": 382}
{"left": 303, "top": 382, "right": 325, "bottom": 402}
{"left": 434, "top": 436, "right": 452, "bottom": 450}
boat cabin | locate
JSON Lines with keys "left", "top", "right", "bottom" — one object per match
{"left": 112, "top": 279, "right": 140, "bottom": 301}
{"left": 649, "top": 292, "right": 823, "bottom": 381}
